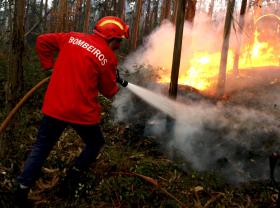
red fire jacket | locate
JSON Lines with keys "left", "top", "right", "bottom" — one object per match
{"left": 36, "top": 32, "right": 119, "bottom": 124}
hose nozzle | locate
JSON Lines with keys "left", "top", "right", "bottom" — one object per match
{"left": 116, "top": 69, "right": 128, "bottom": 87}
{"left": 119, "top": 79, "right": 128, "bottom": 87}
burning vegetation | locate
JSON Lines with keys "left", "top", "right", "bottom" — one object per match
{"left": 122, "top": 12, "right": 279, "bottom": 96}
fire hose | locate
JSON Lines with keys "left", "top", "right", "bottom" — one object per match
{"left": 0, "top": 76, "right": 50, "bottom": 135}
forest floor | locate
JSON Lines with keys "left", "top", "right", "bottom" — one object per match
{"left": 0, "top": 51, "right": 280, "bottom": 207}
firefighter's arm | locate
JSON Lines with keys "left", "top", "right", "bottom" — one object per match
{"left": 35, "top": 33, "right": 69, "bottom": 70}
{"left": 98, "top": 62, "right": 119, "bottom": 99}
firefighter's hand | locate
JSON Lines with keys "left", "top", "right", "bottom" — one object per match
{"left": 116, "top": 69, "right": 121, "bottom": 82}
{"left": 116, "top": 70, "right": 128, "bottom": 87}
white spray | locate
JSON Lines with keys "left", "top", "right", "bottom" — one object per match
{"left": 126, "top": 83, "right": 190, "bottom": 121}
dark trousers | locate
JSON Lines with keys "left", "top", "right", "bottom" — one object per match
{"left": 17, "top": 116, "right": 105, "bottom": 187}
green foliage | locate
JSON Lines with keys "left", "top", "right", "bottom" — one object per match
{"left": 0, "top": 46, "right": 279, "bottom": 208}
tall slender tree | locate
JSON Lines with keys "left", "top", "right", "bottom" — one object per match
{"left": 74, "top": 0, "right": 83, "bottom": 31}
{"left": 39, "top": 0, "right": 44, "bottom": 31}
{"left": 24, "top": 0, "right": 30, "bottom": 31}
{"left": 118, "top": 0, "right": 126, "bottom": 19}
{"left": 151, "top": 0, "right": 160, "bottom": 28}
{"left": 83, "top": 0, "right": 91, "bottom": 33}
{"left": 56, "top": 0, "right": 68, "bottom": 32}
{"left": 172, "top": 0, "right": 179, "bottom": 24}
{"left": 5, "top": 0, "right": 25, "bottom": 107}
{"left": 160, "top": 0, "right": 171, "bottom": 22}
{"left": 112, "top": 0, "right": 117, "bottom": 16}
{"left": 169, "top": 0, "right": 186, "bottom": 99}
{"left": 131, "top": 0, "right": 143, "bottom": 50}
{"left": 30, "top": 0, "right": 38, "bottom": 30}
{"left": 216, "top": 0, "right": 236, "bottom": 97}
{"left": 143, "top": 0, "right": 152, "bottom": 36}
{"left": 233, "top": 0, "right": 248, "bottom": 76}
{"left": 0, "top": 0, "right": 12, "bottom": 43}
{"left": 185, "top": 0, "right": 197, "bottom": 23}
{"left": 43, "top": 0, "right": 49, "bottom": 31}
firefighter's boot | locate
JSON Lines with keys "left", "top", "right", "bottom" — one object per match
{"left": 14, "top": 184, "right": 32, "bottom": 208}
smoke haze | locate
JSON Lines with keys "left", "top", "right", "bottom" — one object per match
{"left": 122, "top": 13, "right": 225, "bottom": 78}
{"left": 114, "top": 83, "right": 280, "bottom": 182}
{"left": 113, "top": 13, "right": 280, "bottom": 182}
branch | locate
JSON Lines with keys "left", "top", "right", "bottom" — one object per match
{"left": 113, "top": 172, "right": 187, "bottom": 208}
{"left": 24, "top": 8, "right": 53, "bottom": 37}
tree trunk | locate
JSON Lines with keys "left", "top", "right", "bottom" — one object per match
{"left": 160, "top": 0, "right": 171, "bottom": 22}
{"left": 49, "top": 2, "right": 56, "bottom": 32}
{"left": 152, "top": 0, "right": 159, "bottom": 28}
{"left": 117, "top": 0, "right": 126, "bottom": 19}
{"left": 131, "top": 0, "right": 143, "bottom": 50}
{"left": 24, "top": 0, "right": 30, "bottom": 30}
{"left": 172, "top": 0, "right": 179, "bottom": 24}
{"left": 5, "top": 0, "right": 25, "bottom": 107}
{"left": 165, "top": 0, "right": 171, "bottom": 20}
{"left": 185, "top": 0, "right": 197, "bottom": 24}
{"left": 83, "top": 0, "right": 91, "bottom": 33}
{"left": 8, "top": 0, "right": 13, "bottom": 34}
{"left": 39, "top": 0, "right": 44, "bottom": 31}
{"left": 56, "top": 0, "right": 67, "bottom": 32}
{"left": 216, "top": 0, "right": 235, "bottom": 97}
{"left": 233, "top": 0, "right": 247, "bottom": 76}
{"left": 43, "top": 0, "right": 49, "bottom": 32}
{"left": 169, "top": 0, "right": 186, "bottom": 99}
{"left": 1, "top": 0, "right": 12, "bottom": 43}
{"left": 112, "top": 0, "right": 117, "bottom": 16}
{"left": 208, "top": 0, "right": 215, "bottom": 18}
{"left": 160, "top": 0, "right": 166, "bottom": 23}
{"left": 109, "top": 0, "right": 115, "bottom": 16}
{"left": 30, "top": 0, "right": 37, "bottom": 31}
{"left": 143, "top": 0, "right": 151, "bottom": 36}
{"left": 49, "top": 0, "right": 59, "bottom": 32}
{"left": 75, "top": 0, "right": 83, "bottom": 31}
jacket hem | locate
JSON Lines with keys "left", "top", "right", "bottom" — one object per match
{"left": 42, "top": 111, "right": 100, "bottom": 125}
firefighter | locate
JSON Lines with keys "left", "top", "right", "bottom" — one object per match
{"left": 14, "top": 16, "right": 129, "bottom": 205}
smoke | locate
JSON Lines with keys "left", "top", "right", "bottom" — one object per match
{"left": 165, "top": 101, "right": 280, "bottom": 182}
{"left": 114, "top": 83, "right": 280, "bottom": 182}
{"left": 122, "top": 13, "right": 224, "bottom": 78}
{"left": 113, "top": 13, "right": 280, "bottom": 183}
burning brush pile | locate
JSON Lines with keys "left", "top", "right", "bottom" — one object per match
{"left": 112, "top": 13, "right": 280, "bottom": 183}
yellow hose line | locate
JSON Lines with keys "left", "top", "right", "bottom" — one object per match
{"left": 0, "top": 76, "right": 50, "bottom": 135}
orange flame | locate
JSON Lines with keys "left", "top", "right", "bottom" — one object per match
{"left": 157, "top": 16, "right": 280, "bottom": 94}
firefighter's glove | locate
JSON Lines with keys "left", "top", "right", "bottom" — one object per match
{"left": 116, "top": 70, "right": 128, "bottom": 87}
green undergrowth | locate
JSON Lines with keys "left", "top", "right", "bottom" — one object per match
{"left": 0, "top": 52, "right": 279, "bottom": 207}
{"left": 0, "top": 96, "right": 278, "bottom": 207}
